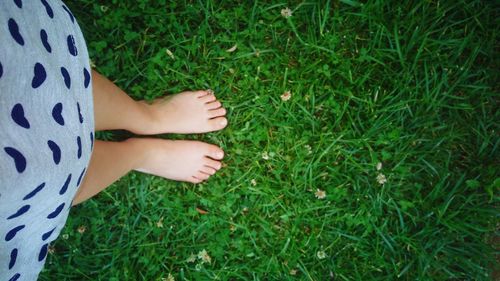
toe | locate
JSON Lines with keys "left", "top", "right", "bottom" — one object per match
{"left": 204, "top": 158, "right": 222, "bottom": 169}
{"left": 206, "top": 146, "right": 224, "bottom": 160}
{"left": 208, "top": 117, "right": 228, "bottom": 131}
{"left": 206, "top": 100, "right": 222, "bottom": 110}
{"left": 208, "top": 108, "right": 227, "bottom": 118}
{"left": 200, "top": 93, "right": 216, "bottom": 103}
{"left": 194, "top": 90, "right": 209, "bottom": 98}
{"left": 195, "top": 171, "right": 210, "bottom": 180}
{"left": 190, "top": 177, "right": 203, "bottom": 183}
{"left": 201, "top": 166, "right": 217, "bottom": 175}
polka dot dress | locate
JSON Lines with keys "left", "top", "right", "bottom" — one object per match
{"left": 0, "top": 0, "right": 94, "bottom": 280}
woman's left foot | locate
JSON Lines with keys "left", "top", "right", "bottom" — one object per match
{"left": 143, "top": 90, "right": 228, "bottom": 134}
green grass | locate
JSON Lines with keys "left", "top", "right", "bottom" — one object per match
{"left": 40, "top": 0, "right": 498, "bottom": 280}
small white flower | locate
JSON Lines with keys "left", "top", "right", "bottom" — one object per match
{"left": 262, "top": 152, "right": 269, "bottom": 160}
{"left": 317, "top": 250, "right": 327, "bottom": 260}
{"left": 250, "top": 179, "right": 257, "bottom": 186}
{"left": 156, "top": 217, "right": 164, "bottom": 228}
{"left": 166, "top": 49, "right": 175, "bottom": 60}
{"left": 314, "top": 189, "right": 326, "bottom": 199}
{"left": 186, "top": 253, "right": 196, "bottom": 263}
{"left": 376, "top": 173, "right": 387, "bottom": 185}
{"left": 197, "top": 249, "right": 211, "bottom": 264}
{"left": 304, "top": 144, "right": 312, "bottom": 155}
{"left": 281, "top": 7, "right": 292, "bottom": 18}
{"left": 281, "top": 90, "right": 292, "bottom": 101}
{"left": 164, "top": 273, "right": 175, "bottom": 281}
{"left": 62, "top": 233, "right": 69, "bottom": 240}
{"left": 77, "top": 225, "right": 86, "bottom": 234}
{"left": 376, "top": 162, "right": 382, "bottom": 171}
{"left": 48, "top": 245, "right": 56, "bottom": 254}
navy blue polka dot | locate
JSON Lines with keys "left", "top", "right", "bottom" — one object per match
{"left": 23, "top": 182, "right": 45, "bottom": 200}
{"left": 38, "top": 244, "right": 48, "bottom": 261}
{"left": 32, "top": 62, "right": 47, "bottom": 88}
{"left": 42, "top": 227, "right": 56, "bottom": 241}
{"left": 60, "top": 67, "right": 71, "bottom": 89}
{"left": 47, "top": 140, "right": 61, "bottom": 164}
{"left": 11, "top": 103, "right": 30, "bottom": 129}
{"left": 40, "top": 0, "right": 53, "bottom": 18}
{"left": 0, "top": 61, "right": 3, "bottom": 79}
{"left": 52, "top": 102, "right": 65, "bottom": 125}
{"left": 8, "top": 273, "right": 20, "bottom": 281}
{"left": 8, "top": 18, "right": 24, "bottom": 46}
{"left": 9, "top": 248, "right": 18, "bottom": 269}
{"left": 5, "top": 225, "right": 25, "bottom": 241}
{"left": 4, "top": 147, "right": 26, "bottom": 173}
{"left": 40, "top": 29, "right": 52, "bottom": 53}
{"left": 59, "top": 174, "right": 71, "bottom": 195}
{"left": 62, "top": 4, "right": 74, "bottom": 23}
{"left": 77, "top": 168, "right": 86, "bottom": 186}
{"left": 67, "top": 35, "right": 78, "bottom": 56}
{"left": 77, "top": 102, "right": 83, "bottom": 123}
{"left": 77, "top": 136, "right": 82, "bottom": 159}
{"left": 83, "top": 67, "right": 90, "bottom": 88}
{"left": 47, "top": 203, "right": 65, "bottom": 219}
{"left": 7, "top": 205, "right": 30, "bottom": 220}
{"left": 90, "top": 132, "right": 94, "bottom": 150}
{"left": 13, "top": 0, "right": 22, "bottom": 8}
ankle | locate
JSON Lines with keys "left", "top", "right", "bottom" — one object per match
{"left": 129, "top": 101, "right": 156, "bottom": 135}
{"left": 123, "top": 138, "right": 152, "bottom": 170}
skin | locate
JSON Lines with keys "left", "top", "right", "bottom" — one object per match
{"left": 71, "top": 70, "right": 227, "bottom": 205}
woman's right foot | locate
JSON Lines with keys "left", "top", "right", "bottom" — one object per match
{"left": 128, "top": 138, "right": 224, "bottom": 183}
{"left": 142, "top": 90, "right": 228, "bottom": 134}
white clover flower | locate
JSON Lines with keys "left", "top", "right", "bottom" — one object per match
{"left": 186, "top": 253, "right": 196, "bottom": 263}
{"left": 197, "top": 249, "right": 212, "bottom": 264}
{"left": 262, "top": 151, "right": 270, "bottom": 160}
{"left": 315, "top": 189, "right": 326, "bottom": 199}
{"left": 77, "top": 225, "right": 86, "bottom": 234}
{"left": 376, "top": 173, "right": 387, "bottom": 185}
{"left": 317, "top": 250, "right": 327, "bottom": 259}
{"left": 281, "top": 7, "right": 292, "bottom": 18}
{"left": 304, "top": 144, "right": 312, "bottom": 155}
{"left": 281, "top": 90, "right": 292, "bottom": 101}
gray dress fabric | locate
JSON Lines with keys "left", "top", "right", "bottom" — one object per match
{"left": 0, "top": 0, "right": 94, "bottom": 280}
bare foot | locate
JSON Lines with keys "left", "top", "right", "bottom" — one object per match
{"left": 143, "top": 90, "right": 228, "bottom": 134}
{"left": 130, "top": 138, "right": 224, "bottom": 183}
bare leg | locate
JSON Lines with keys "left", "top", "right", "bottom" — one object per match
{"left": 73, "top": 138, "right": 224, "bottom": 206}
{"left": 72, "top": 71, "right": 228, "bottom": 205}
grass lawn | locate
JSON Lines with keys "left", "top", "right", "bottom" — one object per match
{"left": 40, "top": 0, "right": 498, "bottom": 280}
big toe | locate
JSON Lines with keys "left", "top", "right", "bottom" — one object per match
{"left": 206, "top": 145, "right": 224, "bottom": 160}
{"left": 209, "top": 117, "right": 228, "bottom": 132}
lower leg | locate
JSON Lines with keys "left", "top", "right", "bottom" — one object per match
{"left": 72, "top": 140, "right": 142, "bottom": 205}
{"left": 91, "top": 70, "right": 152, "bottom": 133}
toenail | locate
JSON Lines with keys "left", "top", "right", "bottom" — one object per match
{"left": 216, "top": 151, "right": 223, "bottom": 158}
{"left": 220, "top": 119, "right": 227, "bottom": 126}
